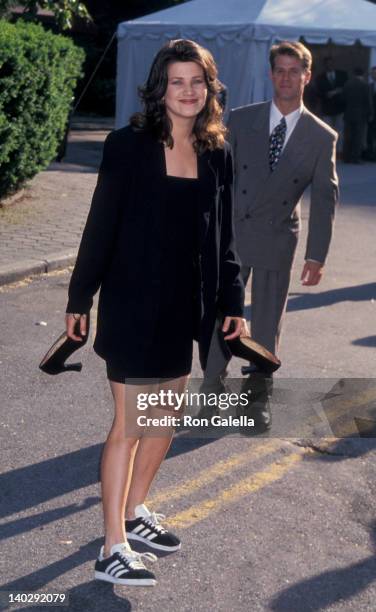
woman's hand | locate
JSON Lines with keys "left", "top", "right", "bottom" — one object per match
{"left": 222, "top": 316, "right": 250, "bottom": 340}
{"left": 65, "top": 313, "right": 87, "bottom": 341}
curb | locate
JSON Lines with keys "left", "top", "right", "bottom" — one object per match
{"left": 0, "top": 188, "right": 26, "bottom": 209}
{"left": 0, "top": 251, "right": 76, "bottom": 286}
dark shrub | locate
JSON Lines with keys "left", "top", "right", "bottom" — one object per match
{"left": 0, "top": 20, "right": 84, "bottom": 198}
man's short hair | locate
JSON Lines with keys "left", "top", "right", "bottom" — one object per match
{"left": 269, "top": 41, "right": 312, "bottom": 72}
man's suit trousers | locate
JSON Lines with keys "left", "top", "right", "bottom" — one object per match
{"left": 343, "top": 119, "right": 367, "bottom": 163}
{"left": 204, "top": 265, "right": 291, "bottom": 380}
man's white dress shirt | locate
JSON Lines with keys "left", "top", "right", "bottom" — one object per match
{"left": 269, "top": 100, "right": 303, "bottom": 150}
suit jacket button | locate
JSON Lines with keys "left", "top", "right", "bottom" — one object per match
{"left": 242, "top": 189, "right": 247, "bottom": 194}
{"left": 293, "top": 178, "right": 299, "bottom": 183}
{"left": 243, "top": 164, "right": 248, "bottom": 170}
{"left": 245, "top": 213, "right": 251, "bottom": 219}
{"left": 282, "top": 200, "right": 288, "bottom": 206}
{"left": 269, "top": 219, "right": 274, "bottom": 225}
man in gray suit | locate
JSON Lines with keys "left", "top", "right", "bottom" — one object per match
{"left": 204, "top": 41, "right": 339, "bottom": 432}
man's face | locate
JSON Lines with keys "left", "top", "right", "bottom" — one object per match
{"left": 270, "top": 54, "right": 311, "bottom": 104}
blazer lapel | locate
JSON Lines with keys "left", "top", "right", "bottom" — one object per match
{"left": 248, "top": 102, "right": 271, "bottom": 178}
{"left": 198, "top": 148, "right": 217, "bottom": 247}
{"left": 270, "top": 108, "right": 311, "bottom": 182}
{"left": 139, "top": 138, "right": 168, "bottom": 230}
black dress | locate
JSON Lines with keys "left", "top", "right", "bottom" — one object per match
{"left": 106, "top": 174, "right": 199, "bottom": 383}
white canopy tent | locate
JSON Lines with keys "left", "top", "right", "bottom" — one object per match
{"left": 116, "top": 0, "right": 376, "bottom": 127}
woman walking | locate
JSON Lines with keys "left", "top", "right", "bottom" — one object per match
{"left": 65, "top": 39, "right": 246, "bottom": 586}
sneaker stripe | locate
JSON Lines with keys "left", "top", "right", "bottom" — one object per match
{"left": 140, "top": 528, "right": 151, "bottom": 537}
{"left": 95, "top": 546, "right": 157, "bottom": 586}
{"left": 106, "top": 560, "right": 122, "bottom": 573}
{"left": 113, "top": 567, "right": 129, "bottom": 577}
{"left": 109, "top": 566, "right": 124, "bottom": 577}
{"left": 125, "top": 514, "right": 181, "bottom": 552}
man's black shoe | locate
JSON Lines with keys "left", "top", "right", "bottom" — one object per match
{"left": 238, "top": 373, "right": 272, "bottom": 435}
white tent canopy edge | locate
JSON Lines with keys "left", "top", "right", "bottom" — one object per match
{"left": 116, "top": 0, "right": 376, "bottom": 128}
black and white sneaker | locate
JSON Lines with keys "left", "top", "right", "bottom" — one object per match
{"left": 126, "top": 504, "right": 181, "bottom": 552}
{"left": 94, "top": 542, "right": 157, "bottom": 586}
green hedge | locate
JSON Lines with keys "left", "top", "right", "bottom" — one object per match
{"left": 0, "top": 20, "right": 85, "bottom": 199}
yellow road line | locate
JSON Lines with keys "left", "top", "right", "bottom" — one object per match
{"left": 166, "top": 451, "right": 304, "bottom": 529}
{"left": 149, "top": 439, "right": 281, "bottom": 507}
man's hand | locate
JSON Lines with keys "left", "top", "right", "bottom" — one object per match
{"left": 300, "top": 261, "right": 324, "bottom": 286}
{"left": 222, "top": 316, "right": 250, "bottom": 340}
{"left": 65, "top": 313, "right": 87, "bottom": 341}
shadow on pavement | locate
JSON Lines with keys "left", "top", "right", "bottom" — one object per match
{"left": 269, "top": 521, "right": 376, "bottom": 612}
{"left": 0, "top": 538, "right": 132, "bottom": 611}
{"left": 47, "top": 163, "right": 98, "bottom": 174}
{"left": 286, "top": 282, "right": 376, "bottom": 313}
{"left": 0, "top": 445, "right": 103, "bottom": 520}
{"left": 0, "top": 436, "right": 216, "bottom": 527}
{"left": 0, "top": 497, "right": 100, "bottom": 543}
{"left": 301, "top": 436, "right": 376, "bottom": 462}
{"left": 352, "top": 335, "right": 376, "bottom": 348}
{"left": 2, "top": 582, "right": 132, "bottom": 612}
{"left": 167, "top": 433, "right": 217, "bottom": 457}
{"left": 243, "top": 283, "right": 376, "bottom": 320}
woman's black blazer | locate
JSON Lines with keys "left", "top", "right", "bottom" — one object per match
{"left": 66, "top": 125, "right": 244, "bottom": 370}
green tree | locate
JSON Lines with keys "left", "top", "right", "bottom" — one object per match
{"left": 0, "top": 1, "right": 91, "bottom": 30}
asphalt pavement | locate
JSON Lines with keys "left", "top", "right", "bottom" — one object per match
{"left": 0, "top": 119, "right": 375, "bottom": 611}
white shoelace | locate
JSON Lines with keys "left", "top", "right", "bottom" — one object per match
{"left": 145, "top": 512, "right": 167, "bottom": 533}
{"left": 117, "top": 547, "right": 157, "bottom": 570}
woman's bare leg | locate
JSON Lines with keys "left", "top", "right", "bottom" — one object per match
{"left": 101, "top": 375, "right": 189, "bottom": 555}
{"left": 125, "top": 375, "right": 189, "bottom": 519}
{"left": 100, "top": 380, "right": 146, "bottom": 557}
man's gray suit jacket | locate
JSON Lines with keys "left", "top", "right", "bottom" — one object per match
{"left": 227, "top": 101, "right": 339, "bottom": 272}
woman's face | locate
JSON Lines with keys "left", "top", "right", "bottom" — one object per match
{"left": 164, "top": 61, "right": 208, "bottom": 122}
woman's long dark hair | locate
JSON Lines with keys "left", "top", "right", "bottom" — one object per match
{"left": 130, "top": 39, "right": 226, "bottom": 153}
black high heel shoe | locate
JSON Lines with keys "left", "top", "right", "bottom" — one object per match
{"left": 223, "top": 321, "right": 281, "bottom": 375}
{"left": 39, "top": 314, "right": 90, "bottom": 375}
